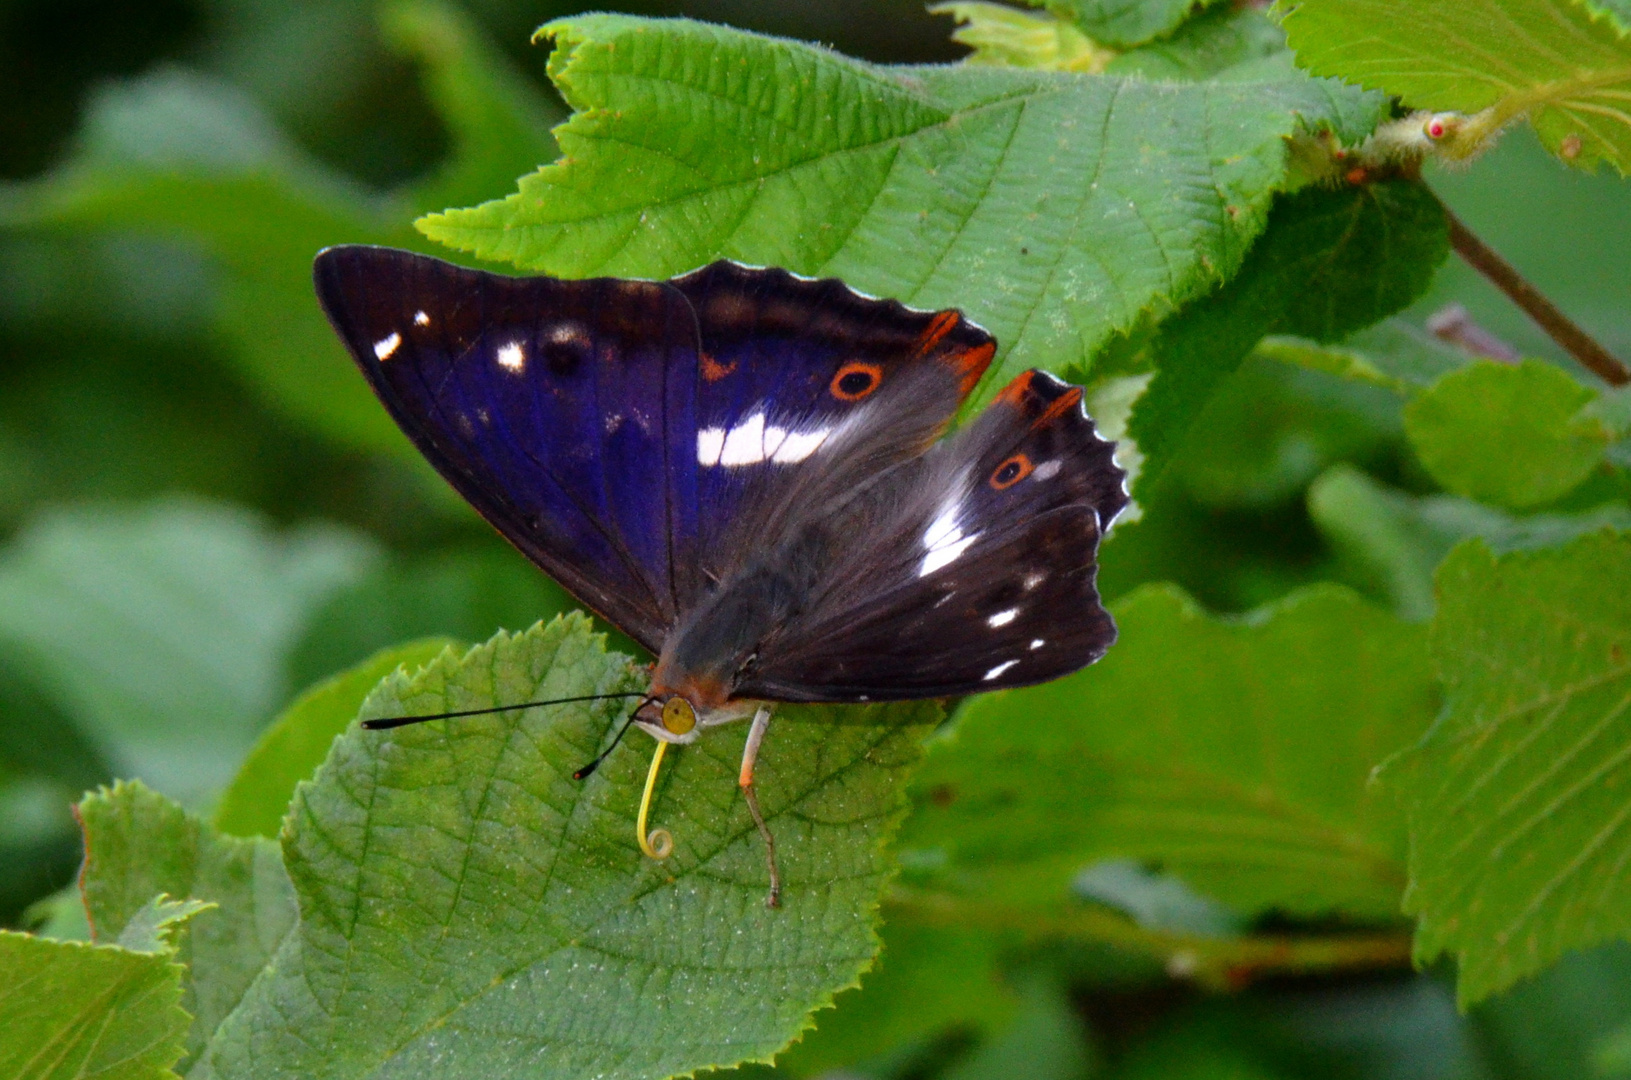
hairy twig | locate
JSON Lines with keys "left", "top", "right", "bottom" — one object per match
{"left": 1439, "top": 201, "right": 1630, "bottom": 387}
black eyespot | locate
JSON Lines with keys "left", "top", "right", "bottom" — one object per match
{"left": 991, "top": 453, "right": 1034, "bottom": 490}
{"left": 830, "top": 362, "right": 883, "bottom": 401}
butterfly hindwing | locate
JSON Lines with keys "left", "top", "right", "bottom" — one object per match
{"left": 737, "top": 370, "right": 1128, "bottom": 701}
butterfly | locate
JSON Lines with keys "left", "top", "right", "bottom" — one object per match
{"left": 314, "top": 246, "right": 1128, "bottom": 906}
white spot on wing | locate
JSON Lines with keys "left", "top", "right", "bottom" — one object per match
{"left": 697, "top": 427, "right": 725, "bottom": 466}
{"left": 983, "top": 659, "right": 1020, "bottom": 681}
{"left": 919, "top": 499, "right": 979, "bottom": 577}
{"left": 771, "top": 427, "right": 829, "bottom": 463}
{"left": 719, "top": 412, "right": 767, "bottom": 466}
{"left": 1032, "top": 460, "right": 1062, "bottom": 481}
{"left": 373, "top": 332, "right": 401, "bottom": 360}
{"left": 1030, "top": 638, "right": 1044, "bottom": 650}
{"left": 550, "top": 323, "right": 585, "bottom": 345}
{"left": 694, "top": 407, "right": 832, "bottom": 468}
{"left": 413, "top": 310, "right": 430, "bottom": 327}
{"left": 496, "top": 341, "right": 525, "bottom": 372}
{"left": 988, "top": 608, "right": 1018, "bottom": 628}
{"left": 1023, "top": 572, "right": 1045, "bottom": 590}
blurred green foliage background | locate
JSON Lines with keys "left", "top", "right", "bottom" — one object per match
{"left": 2, "top": 0, "right": 1630, "bottom": 1076}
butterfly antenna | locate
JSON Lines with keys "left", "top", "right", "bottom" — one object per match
{"left": 637, "top": 739, "right": 674, "bottom": 861}
{"left": 570, "top": 699, "right": 652, "bottom": 780}
{"left": 360, "top": 692, "right": 649, "bottom": 732}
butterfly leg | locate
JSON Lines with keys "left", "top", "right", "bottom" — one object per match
{"left": 738, "top": 704, "right": 781, "bottom": 909}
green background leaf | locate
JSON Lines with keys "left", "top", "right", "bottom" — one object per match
{"left": 0, "top": 924, "right": 196, "bottom": 1080}
{"left": 79, "top": 781, "right": 297, "bottom": 1065}
{"left": 0, "top": 499, "right": 376, "bottom": 802}
{"left": 0, "top": 0, "right": 561, "bottom": 456}
{"left": 1404, "top": 359, "right": 1611, "bottom": 510}
{"left": 1282, "top": 0, "right": 1631, "bottom": 172}
{"left": 1045, "top": 0, "right": 1221, "bottom": 48}
{"left": 1128, "top": 179, "right": 1448, "bottom": 499}
{"left": 901, "top": 583, "right": 1435, "bottom": 921}
{"left": 419, "top": 14, "right": 1385, "bottom": 407}
{"left": 198, "top": 614, "right": 938, "bottom": 1080}
{"left": 1308, "top": 463, "right": 1631, "bottom": 619}
{"left": 214, "top": 638, "right": 454, "bottom": 839}
{"left": 1399, "top": 529, "right": 1631, "bottom": 1005}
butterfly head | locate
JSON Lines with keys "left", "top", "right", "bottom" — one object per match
{"left": 632, "top": 694, "right": 700, "bottom": 744}
{"left": 634, "top": 669, "right": 759, "bottom": 744}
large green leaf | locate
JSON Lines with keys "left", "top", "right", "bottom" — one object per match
{"left": 0, "top": 499, "right": 376, "bottom": 802}
{"left": 1404, "top": 359, "right": 1612, "bottom": 510}
{"left": 78, "top": 781, "right": 298, "bottom": 1066}
{"left": 197, "top": 614, "right": 938, "bottom": 1079}
{"left": 1282, "top": 0, "right": 1631, "bottom": 173}
{"left": 0, "top": 0, "right": 560, "bottom": 453}
{"left": 1128, "top": 179, "right": 1448, "bottom": 498}
{"left": 419, "top": 14, "right": 1386, "bottom": 408}
{"left": 1308, "top": 463, "right": 1631, "bottom": 620}
{"left": 1397, "top": 530, "right": 1631, "bottom": 1005}
{"left": 900, "top": 583, "right": 1436, "bottom": 921}
{"left": 214, "top": 638, "right": 454, "bottom": 839}
{"left": 0, "top": 901, "right": 205, "bottom": 1080}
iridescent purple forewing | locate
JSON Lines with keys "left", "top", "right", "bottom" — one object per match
{"left": 313, "top": 247, "right": 993, "bottom": 654}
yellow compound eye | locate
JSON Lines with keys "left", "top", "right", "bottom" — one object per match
{"left": 661, "top": 697, "right": 697, "bottom": 735}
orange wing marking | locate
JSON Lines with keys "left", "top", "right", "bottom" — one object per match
{"left": 701, "top": 354, "right": 737, "bottom": 382}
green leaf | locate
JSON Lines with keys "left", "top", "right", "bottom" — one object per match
{"left": 930, "top": 2, "right": 1115, "bottom": 71}
{"left": 419, "top": 14, "right": 1386, "bottom": 408}
{"left": 1404, "top": 359, "right": 1611, "bottom": 510}
{"left": 1397, "top": 530, "right": 1631, "bottom": 1005}
{"left": 774, "top": 925, "right": 1014, "bottom": 1075}
{"left": 901, "top": 583, "right": 1434, "bottom": 921}
{"left": 1162, "top": 353, "right": 1403, "bottom": 512}
{"left": 774, "top": 923, "right": 1019, "bottom": 1076}
{"left": 1044, "top": 0, "right": 1223, "bottom": 49}
{"left": 0, "top": 499, "right": 377, "bottom": 802}
{"left": 1105, "top": 5, "right": 1289, "bottom": 82}
{"left": 114, "top": 895, "right": 217, "bottom": 955}
{"left": 383, "top": 0, "right": 562, "bottom": 216}
{"left": 79, "top": 781, "right": 298, "bottom": 1065}
{"left": 1128, "top": 179, "right": 1448, "bottom": 498}
{"left": 1282, "top": 0, "right": 1631, "bottom": 173}
{"left": 284, "top": 542, "right": 602, "bottom": 693}
{"left": 0, "top": 0, "right": 561, "bottom": 453}
{"left": 196, "top": 614, "right": 937, "bottom": 1079}
{"left": 1256, "top": 317, "right": 1471, "bottom": 396}
{"left": 0, "top": 915, "right": 204, "bottom": 1080}
{"left": 214, "top": 638, "right": 454, "bottom": 839}
{"left": 938, "top": 972, "right": 1095, "bottom": 1080}
{"left": 1309, "top": 463, "right": 1631, "bottom": 620}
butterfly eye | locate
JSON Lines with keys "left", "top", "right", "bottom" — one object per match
{"left": 830, "top": 362, "right": 883, "bottom": 401}
{"left": 990, "top": 453, "right": 1034, "bottom": 490}
{"left": 661, "top": 697, "right": 697, "bottom": 735}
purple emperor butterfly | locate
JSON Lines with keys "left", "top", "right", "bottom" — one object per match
{"left": 315, "top": 246, "right": 1128, "bottom": 906}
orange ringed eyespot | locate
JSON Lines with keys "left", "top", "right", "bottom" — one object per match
{"left": 830, "top": 362, "right": 882, "bottom": 401}
{"left": 991, "top": 453, "right": 1033, "bottom": 490}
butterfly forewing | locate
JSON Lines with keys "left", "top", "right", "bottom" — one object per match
{"left": 313, "top": 247, "right": 996, "bottom": 655}
{"left": 315, "top": 246, "right": 693, "bottom": 650}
